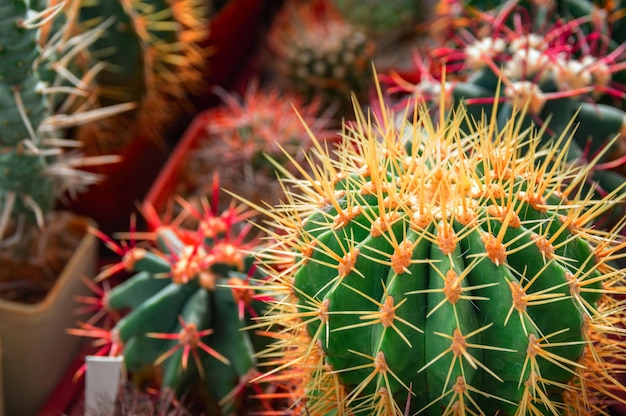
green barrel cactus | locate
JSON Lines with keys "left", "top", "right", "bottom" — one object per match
{"left": 249, "top": 90, "right": 626, "bottom": 414}
{"left": 70, "top": 190, "right": 273, "bottom": 414}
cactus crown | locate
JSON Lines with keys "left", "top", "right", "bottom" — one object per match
{"left": 182, "top": 82, "right": 333, "bottom": 211}
{"left": 250, "top": 86, "right": 626, "bottom": 415}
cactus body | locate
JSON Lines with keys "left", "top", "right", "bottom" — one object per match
{"left": 0, "top": 1, "right": 55, "bottom": 223}
{"left": 0, "top": 1, "right": 122, "bottom": 240}
{"left": 252, "top": 92, "right": 626, "bottom": 414}
{"left": 330, "top": 0, "right": 424, "bottom": 37}
{"left": 74, "top": 0, "right": 209, "bottom": 151}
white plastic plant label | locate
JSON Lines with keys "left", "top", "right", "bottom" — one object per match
{"left": 84, "top": 355, "right": 124, "bottom": 416}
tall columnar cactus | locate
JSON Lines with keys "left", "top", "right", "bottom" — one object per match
{"left": 267, "top": 0, "right": 375, "bottom": 115}
{"left": 0, "top": 0, "right": 127, "bottom": 243}
{"left": 248, "top": 91, "right": 626, "bottom": 414}
{"left": 73, "top": 0, "right": 209, "bottom": 152}
{"left": 70, "top": 185, "right": 274, "bottom": 415}
{"left": 384, "top": 0, "right": 626, "bottom": 226}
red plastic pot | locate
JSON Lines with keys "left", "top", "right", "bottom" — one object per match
{"left": 143, "top": 109, "right": 216, "bottom": 218}
{"left": 194, "top": 0, "right": 265, "bottom": 109}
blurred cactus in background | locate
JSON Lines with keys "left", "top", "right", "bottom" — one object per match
{"left": 181, "top": 81, "right": 335, "bottom": 212}
{"left": 84, "top": 381, "right": 191, "bottom": 416}
{"left": 267, "top": 0, "right": 375, "bottom": 116}
{"left": 425, "top": 0, "right": 626, "bottom": 54}
{"left": 72, "top": 0, "right": 210, "bottom": 153}
{"left": 330, "top": 0, "right": 425, "bottom": 38}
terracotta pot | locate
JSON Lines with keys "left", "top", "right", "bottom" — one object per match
{"left": 0, "top": 220, "right": 98, "bottom": 416}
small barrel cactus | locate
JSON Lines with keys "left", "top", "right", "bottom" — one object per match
{"left": 267, "top": 0, "right": 375, "bottom": 115}
{"left": 70, "top": 186, "right": 274, "bottom": 414}
{"left": 181, "top": 81, "right": 334, "bottom": 212}
{"left": 249, "top": 89, "right": 626, "bottom": 414}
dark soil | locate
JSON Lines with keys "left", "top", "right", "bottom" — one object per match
{"left": 0, "top": 211, "right": 89, "bottom": 304}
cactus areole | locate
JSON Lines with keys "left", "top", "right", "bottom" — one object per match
{"left": 257, "top": 94, "right": 626, "bottom": 415}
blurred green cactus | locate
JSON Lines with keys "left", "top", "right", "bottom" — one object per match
{"left": 331, "top": 0, "right": 425, "bottom": 37}
{"left": 73, "top": 0, "right": 210, "bottom": 152}
{"left": 0, "top": 0, "right": 128, "bottom": 243}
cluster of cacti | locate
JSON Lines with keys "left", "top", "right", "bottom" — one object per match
{"left": 73, "top": 0, "right": 210, "bottom": 153}
{"left": 266, "top": 0, "right": 375, "bottom": 115}
{"left": 0, "top": 0, "right": 129, "bottom": 244}
{"left": 181, "top": 81, "right": 334, "bottom": 211}
{"left": 54, "top": 1, "right": 626, "bottom": 414}
{"left": 330, "top": 0, "right": 425, "bottom": 38}
{"left": 384, "top": 0, "right": 626, "bottom": 227}
{"left": 246, "top": 89, "right": 626, "bottom": 415}
{"left": 427, "top": 0, "right": 616, "bottom": 39}
{"left": 466, "top": 0, "right": 626, "bottom": 94}
{"left": 70, "top": 184, "right": 275, "bottom": 415}
{"left": 425, "top": 0, "right": 626, "bottom": 93}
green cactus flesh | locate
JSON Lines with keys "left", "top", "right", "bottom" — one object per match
{"left": 75, "top": 0, "right": 208, "bottom": 147}
{"left": 331, "top": 0, "right": 423, "bottom": 36}
{"left": 254, "top": 97, "right": 626, "bottom": 414}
